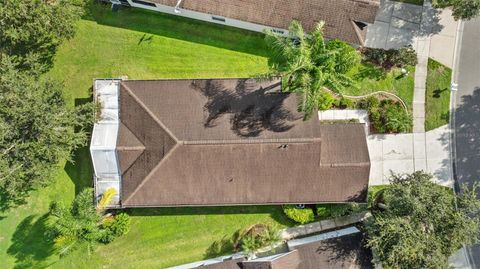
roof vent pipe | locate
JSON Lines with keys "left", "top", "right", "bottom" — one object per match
{"left": 174, "top": 0, "right": 183, "bottom": 13}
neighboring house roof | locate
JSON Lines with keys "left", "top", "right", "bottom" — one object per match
{"left": 150, "top": 0, "right": 380, "bottom": 45}
{"left": 171, "top": 226, "right": 373, "bottom": 269}
{"left": 242, "top": 251, "right": 300, "bottom": 269}
{"left": 115, "top": 78, "right": 370, "bottom": 207}
{"left": 197, "top": 257, "right": 245, "bottom": 269}
{"left": 287, "top": 229, "right": 374, "bottom": 268}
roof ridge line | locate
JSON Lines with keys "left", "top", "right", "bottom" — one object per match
{"left": 350, "top": 19, "right": 365, "bottom": 47}
{"left": 117, "top": 145, "right": 146, "bottom": 151}
{"left": 121, "top": 82, "right": 180, "bottom": 143}
{"left": 320, "top": 162, "right": 370, "bottom": 167}
{"left": 182, "top": 137, "right": 321, "bottom": 145}
{"left": 122, "top": 143, "right": 181, "bottom": 206}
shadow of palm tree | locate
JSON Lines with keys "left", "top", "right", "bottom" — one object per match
{"left": 7, "top": 214, "right": 55, "bottom": 269}
{"left": 192, "top": 79, "right": 299, "bottom": 137}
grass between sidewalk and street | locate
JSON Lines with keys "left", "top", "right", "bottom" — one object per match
{"left": 425, "top": 58, "right": 452, "bottom": 131}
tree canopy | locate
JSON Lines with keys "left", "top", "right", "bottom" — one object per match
{"left": 434, "top": 0, "right": 480, "bottom": 20}
{"left": 366, "top": 172, "right": 480, "bottom": 268}
{"left": 0, "top": 0, "right": 86, "bottom": 72}
{"left": 0, "top": 65, "right": 94, "bottom": 210}
{"left": 263, "top": 21, "right": 359, "bottom": 118}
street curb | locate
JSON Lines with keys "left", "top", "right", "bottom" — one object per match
{"left": 447, "top": 18, "right": 474, "bottom": 269}
{"left": 449, "top": 18, "right": 464, "bottom": 194}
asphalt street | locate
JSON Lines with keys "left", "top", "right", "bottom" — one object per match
{"left": 453, "top": 17, "right": 480, "bottom": 268}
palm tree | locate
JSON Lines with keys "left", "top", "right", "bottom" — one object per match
{"left": 264, "top": 21, "right": 359, "bottom": 118}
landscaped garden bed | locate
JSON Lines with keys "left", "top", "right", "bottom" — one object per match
{"left": 425, "top": 58, "right": 452, "bottom": 131}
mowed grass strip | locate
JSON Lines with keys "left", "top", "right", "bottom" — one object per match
{"left": 0, "top": 3, "right": 290, "bottom": 269}
{"left": 425, "top": 58, "right": 452, "bottom": 131}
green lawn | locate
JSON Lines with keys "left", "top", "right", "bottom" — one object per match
{"left": 425, "top": 58, "right": 452, "bottom": 131}
{"left": 0, "top": 4, "right": 296, "bottom": 269}
{"left": 345, "top": 63, "right": 415, "bottom": 111}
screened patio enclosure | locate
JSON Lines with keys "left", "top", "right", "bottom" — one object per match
{"left": 90, "top": 79, "right": 121, "bottom": 207}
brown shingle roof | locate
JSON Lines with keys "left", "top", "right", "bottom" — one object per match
{"left": 289, "top": 232, "right": 374, "bottom": 268}
{"left": 195, "top": 257, "right": 245, "bottom": 269}
{"left": 242, "top": 251, "right": 300, "bottom": 269}
{"left": 150, "top": 0, "right": 380, "bottom": 45}
{"left": 116, "top": 79, "right": 370, "bottom": 207}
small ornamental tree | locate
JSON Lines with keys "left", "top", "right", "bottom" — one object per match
{"left": 263, "top": 21, "right": 359, "bottom": 118}
{"left": 47, "top": 188, "right": 131, "bottom": 256}
{"left": 366, "top": 172, "right": 480, "bottom": 268}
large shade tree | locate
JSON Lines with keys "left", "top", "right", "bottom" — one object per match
{"left": 366, "top": 171, "right": 480, "bottom": 268}
{"left": 264, "top": 21, "right": 360, "bottom": 118}
{"left": 0, "top": 65, "right": 94, "bottom": 210}
{"left": 0, "top": 0, "right": 86, "bottom": 72}
{"left": 435, "top": 0, "right": 480, "bottom": 20}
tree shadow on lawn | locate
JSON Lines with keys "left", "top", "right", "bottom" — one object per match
{"left": 64, "top": 97, "right": 94, "bottom": 195}
{"left": 82, "top": 2, "right": 270, "bottom": 58}
{"left": 7, "top": 214, "right": 56, "bottom": 269}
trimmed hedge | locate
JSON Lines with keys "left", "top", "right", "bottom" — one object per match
{"left": 282, "top": 205, "right": 315, "bottom": 224}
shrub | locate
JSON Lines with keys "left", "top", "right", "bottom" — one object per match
{"left": 283, "top": 205, "right": 315, "bottom": 224}
{"left": 317, "top": 91, "right": 335, "bottom": 111}
{"left": 361, "top": 46, "right": 417, "bottom": 70}
{"left": 388, "top": 46, "right": 418, "bottom": 68}
{"left": 361, "top": 48, "right": 389, "bottom": 68}
{"left": 317, "top": 203, "right": 366, "bottom": 218}
{"left": 361, "top": 97, "right": 412, "bottom": 133}
{"left": 339, "top": 97, "right": 355, "bottom": 108}
{"left": 100, "top": 213, "right": 131, "bottom": 243}
{"left": 238, "top": 224, "right": 281, "bottom": 254}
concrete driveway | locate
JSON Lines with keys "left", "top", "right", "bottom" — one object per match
{"left": 368, "top": 125, "right": 453, "bottom": 187}
{"left": 366, "top": 0, "right": 441, "bottom": 49}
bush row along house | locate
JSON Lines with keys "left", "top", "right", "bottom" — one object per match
{"left": 108, "top": 0, "right": 380, "bottom": 46}
{"left": 90, "top": 78, "right": 371, "bottom": 207}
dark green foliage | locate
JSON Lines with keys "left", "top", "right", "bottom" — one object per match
{"left": 361, "top": 46, "right": 417, "bottom": 71}
{"left": 100, "top": 213, "right": 131, "bottom": 243}
{"left": 337, "top": 97, "right": 355, "bottom": 109}
{"left": 0, "top": 0, "right": 86, "bottom": 72}
{"left": 0, "top": 66, "right": 94, "bottom": 209}
{"left": 434, "top": 0, "right": 480, "bottom": 20}
{"left": 366, "top": 172, "right": 480, "bottom": 268}
{"left": 264, "top": 21, "right": 358, "bottom": 117}
{"left": 47, "top": 188, "right": 131, "bottom": 256}
{"left": 359, "top": 97, "right": 412, "bottom": 133}
{"left": 282, "top": 205, "right": 315, "bottom": 224}
{"left": 237, "top": 224, "right": 281, "bottom": 254}
{"left": 317, "top": 91, "right": 335, "bottom": 111}
{"left": 317, "top": 203, "right": 366, "bottom": 219}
